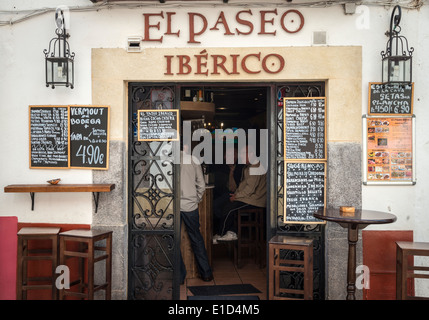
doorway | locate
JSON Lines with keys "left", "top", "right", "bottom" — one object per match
{"left": 127, "top": 82, "right": 325, "bottom": 300}
{"left": 179, "top": 85, "right": 269, "bottom": 299}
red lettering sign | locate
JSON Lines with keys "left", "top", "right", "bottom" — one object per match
{"left": 281, "top": 10, "right": 304, "bottom": 33}
{"left": 142, "top": 9, "right": 304, "bottom": 44}
{"left": 188, "top": 12, "right": 208, "bottom": 44}
{"left": 258, "top": 9, "right": 277, "bottom": 35}
{"left": 163, "top": 51, "right": 286, "bottom": 76}
{"left": 143, "top": 12, "right": 164, "bottom": 42}
{"left": 235, "top": 10, "right": 253, "bottom": 35}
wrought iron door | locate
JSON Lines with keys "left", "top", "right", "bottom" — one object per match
{"left": 274, "top": 82, "right": 326, "bottom": 300}
{"left": 128, "top": 84, "right": 180, "bottom": 300}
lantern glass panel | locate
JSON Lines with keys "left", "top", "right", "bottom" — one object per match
{"left": 382, "top": 56, "right": 411, "bottom": 83}
{"left": 46, "top": 57, "right": 73, "bottom": 86}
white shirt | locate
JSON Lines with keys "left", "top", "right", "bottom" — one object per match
{"left": 180, "top": 151, "right": 206, "bottom": 212}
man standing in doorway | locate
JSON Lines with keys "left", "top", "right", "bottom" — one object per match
{"left": 214, "top": 144, "right": 267, "bottom": 241}
{"left": 180, "top": 142, "right": 213, "bottom": 283}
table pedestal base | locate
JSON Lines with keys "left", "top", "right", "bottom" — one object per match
{"left": 347, "top": 224, "right": 358, "bottom": 300}
{"left": 314, "top": 208, "right": 397, "bottom": 301}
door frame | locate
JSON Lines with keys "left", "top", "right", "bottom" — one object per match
{"left": 127, "top": 81, "right": 325, "bottom": 299}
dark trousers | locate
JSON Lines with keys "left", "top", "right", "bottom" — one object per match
{"left": 180, "top": 208, "right": 212, "bottom": 283}
{"left": 214, "top": 200, "right": 250, "bottom": 236}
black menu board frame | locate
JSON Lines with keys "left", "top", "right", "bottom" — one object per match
{"left": 29, "top": 105, "right": 110, "bottom": 170}
{"left": 283, "top": 97, "right": 327, "bottom": 161}
{"left": 283, "top": 161, "right": 326, "bottom": 224}
{"left": 69, "top": 105, "right": 110, "bottom": 170}
{"left": 137, "top": 109, "right": 180, "bottom": 141}
{"left": 29, "top": 105, "right": 70, "bottom": 169}
{"left": 368, "top": 82, "right": 414, "bottom": 116}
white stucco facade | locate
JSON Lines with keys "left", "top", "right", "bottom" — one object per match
{"left": 1, "top": 0, "right": 428, "bottom": 298}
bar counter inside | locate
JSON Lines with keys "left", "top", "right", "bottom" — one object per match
{"left": 181, "top": 184, "right": 213, "bottom": 279}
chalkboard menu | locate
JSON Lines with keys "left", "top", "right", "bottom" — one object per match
{"left": 368, "top": 82, "right": 413, "bottom": 115}
{"left": 29, "top": 106, "right": 70, "bottom": 168}
{"left": 284, "top": 97, "right": 326, "bottom": 160}
{"left": 138, "top": 109, "right": 179, "bottom": 141}
{"left": 69, "top": 106, "right": 110, "bottom": 169}
{"left": 29, "top": 105, "right": 109, "bottom": 169}
{"left": 284, "top": 162, "right": 326, "bottom": 223}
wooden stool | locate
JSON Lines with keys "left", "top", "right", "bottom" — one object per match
{"left": 268, "top": 235, "right": 313, "bottom": 300}
{"left": 396, "top": 241, "right": 429, "bottom": 300}
{"left": 16, "top": 227, "right": 60, "bottom": 300}
{"left": 235, "top": 207, "right": 265, "bottom": 268}
{"left": 59, "top": 229, "right": 112, "bottom": 300}
{"left": 217, "top": 239, "right": 238, "bottom": 267}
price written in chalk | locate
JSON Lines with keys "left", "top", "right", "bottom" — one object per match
{"left": 29, "top": 106, "right": 70, "bottom": 168}
{"left": 29, "top": 105, "right": 110, "bottom": 169}
{"left": 138, "top": 109, "right": 179, "bottom": 141}
{"left": 284, "top": 97, "right": 326, "bottom": 160}
{"left": 285, "top": 162, "right": 325, "bottom": 223}
{"left": 69, "top": 106, "right": 109, "bottom": 169}
{"left": 368, "top": 82, "right": 413, "bottom": 115}
{"left": 75, "top": 145, "right": 104, "bottom": 165}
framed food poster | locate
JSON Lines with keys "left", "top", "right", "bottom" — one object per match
{"left": 363, "top": 115, "right": 416, "bottom": 185}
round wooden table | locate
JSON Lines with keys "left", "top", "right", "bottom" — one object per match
{"left": 313, "top": 208, "right": 397, "bottom": 300}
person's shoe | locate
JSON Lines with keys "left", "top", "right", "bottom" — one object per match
{"left": 212, "top": 234, "right": 221, "bottom": 244}
{"left": 201, "top": 274, "right": 214, "bottom": 282}
{"left": 218, "top": 231, "right": 237, "bottom": 241}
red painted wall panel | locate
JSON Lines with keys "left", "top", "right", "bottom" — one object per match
{"left": 362, "top": 230, "right": 413, "bottom": 300}
{"left": 0, "top": 217, "right": 18, "bottom": 300}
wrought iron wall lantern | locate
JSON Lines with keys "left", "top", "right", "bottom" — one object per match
{"left": 43, "top": 10, "right": 75, "bottom": 89}
{"left": 381, "top": 5, "right": 414, "bottom": 84}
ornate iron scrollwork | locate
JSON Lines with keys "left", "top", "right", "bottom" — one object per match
{"left": 128, "top": 84, "right": 177, "bottom": 300}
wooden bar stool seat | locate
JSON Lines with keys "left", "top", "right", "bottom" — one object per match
{"left": 59, "top": 229, "right": 112, "bottom": 300}
{"left": 236, "top": 207, "right": 265, "bottom": 268}
{"left": 16, "top": 227, "right": 61, "bottom": 300}
{"left": 268, "top": 235, "right": 313, "bottom": 300}
{"left": 396, "top": 241, "right": 429, "bottom": 300}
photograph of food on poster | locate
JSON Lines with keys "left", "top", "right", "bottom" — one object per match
{"left": 366, "top": 117, "right": 413, "bottom": 182}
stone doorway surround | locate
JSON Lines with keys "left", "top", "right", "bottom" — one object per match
{"left": 91, "top": 46, "right": 362, "bottom": 300}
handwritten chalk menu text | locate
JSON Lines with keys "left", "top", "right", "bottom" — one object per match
{"left": 285, "top": 162, "right": 325, "bottom": 223}
{"left": 70, "top": 106, "right": 109, "bottom": 169}
{"left": 284, "top": 97, "right": 326, "bottom": 160}
{"left": 368, "top": 82, "right": 413, "bottom": 115}
{"left": 138, "top": 109, "right": 179, "bottom": 141}
{"left": 30, "top": 106, "right": 69, "bottom": 168}
{"left": 29, "top": 105, "right": 109, "bottom": 169}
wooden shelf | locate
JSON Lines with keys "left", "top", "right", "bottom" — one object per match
{"left": 4, "top": 184, "right": 115, "bottom": 212}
